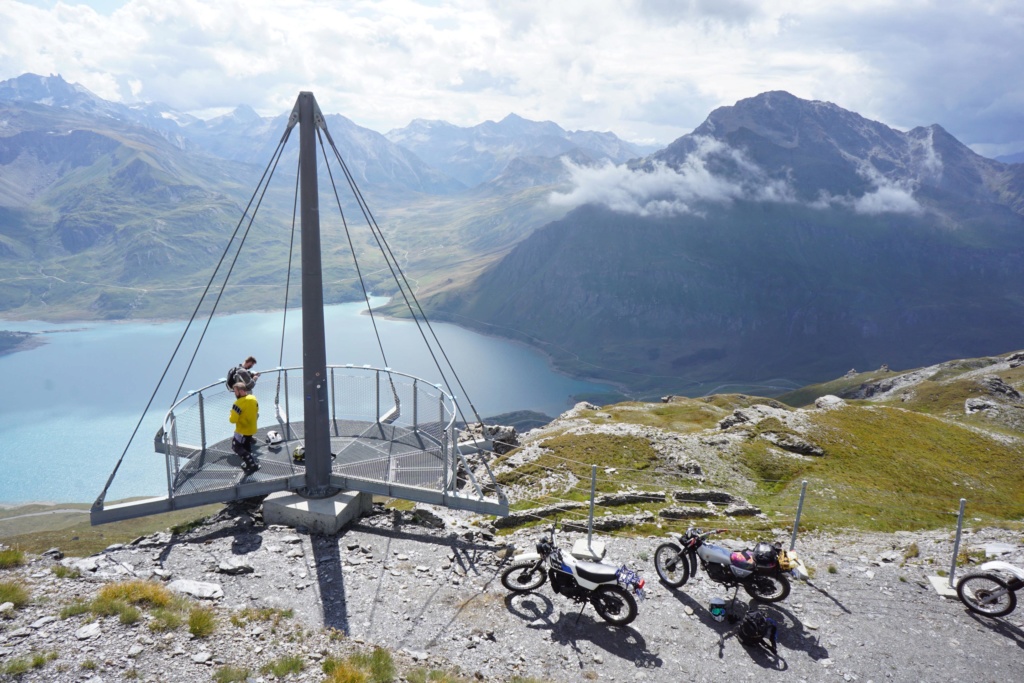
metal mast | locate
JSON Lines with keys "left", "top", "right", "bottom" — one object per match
{"left": 296, "top": 91, "right": 336, "bottom": 498}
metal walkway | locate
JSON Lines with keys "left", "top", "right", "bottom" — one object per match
{"left": 91, "top": 365, "right": 507, "bottom": 523}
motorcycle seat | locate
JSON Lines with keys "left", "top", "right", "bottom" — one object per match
{"left": 575, "top": 561, "right": 619, "bottom": 583}
{"left": 731, "top": 551, "right": 756, "bottom": 570}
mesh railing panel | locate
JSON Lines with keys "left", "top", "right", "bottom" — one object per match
{"left": 160, "top": 366, "right": 461, "bottom": 499}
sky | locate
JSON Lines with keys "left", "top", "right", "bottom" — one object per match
{"left": 2, "top": 0, "right": 1022, "bottom": 157}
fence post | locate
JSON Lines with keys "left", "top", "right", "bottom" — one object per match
{"left": 588, "top": 464, "right": 597, "bottom": 551}
{"left": 949, "top": 498, "right": 967, "bottom": 588}
{"left": 790, "top": 480, "right": 808, "bottom": 550}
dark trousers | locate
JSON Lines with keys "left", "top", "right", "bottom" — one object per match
{"left": 232, "top": 434, "right": 256, "bottom": 468}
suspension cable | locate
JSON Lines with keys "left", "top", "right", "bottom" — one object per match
{"left": 316, "top": 128, "right": 391, "bottom": 369}
{"left": 94, "top": 127, "right": 294, "bottom": 506}
{"left": 317, "top": 125, "right": 486, "bottom": 431}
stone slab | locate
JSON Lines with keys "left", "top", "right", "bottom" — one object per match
{"left": 927, "top": 574, "right": 959, "bottom": 598}
{"left": 262, "top": 490, "right": 373, "bottom": 535}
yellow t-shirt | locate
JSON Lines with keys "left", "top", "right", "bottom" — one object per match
{"left": 229, "top": 394, "right": 259, "bottom": 436}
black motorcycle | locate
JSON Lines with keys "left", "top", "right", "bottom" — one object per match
{"left": 653, "top": 527, "right": 807, "bottom": 602}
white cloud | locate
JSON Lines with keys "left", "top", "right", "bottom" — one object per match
{"left": 0, "top": 1, "right": 1022, "bottom": 154}
{"left": 549, "top": 137, "right": 796, "bottom": 216}
{"left": 551, "top": 136, "right": 924, "bottom": 217}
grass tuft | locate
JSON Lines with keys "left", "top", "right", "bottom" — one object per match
{"left": 188, "top": 605, "right": 217, "bottom": 638}
{"left": 0, "top": 547, "right": 26, "bottom": 569}
{"left": 0, "top": 580, "right": 30, "bottom": 608}
{"left": 261, "top": 654, "right": 305, "bottom": 678}
{"left": 214, "top": 665, "right": 251, "bottom": 683}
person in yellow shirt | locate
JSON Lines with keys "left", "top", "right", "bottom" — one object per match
{"left": 229, "top": 382, "right": 260, "bottom": 474}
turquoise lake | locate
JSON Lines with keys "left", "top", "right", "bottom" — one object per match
{"left": 0, "top": 302, "right": 618, "bottom": 505}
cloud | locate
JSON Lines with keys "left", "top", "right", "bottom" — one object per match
{"left": 0, "top": 1, "right": 1022, "bottom": 154}
{"left": 549, "top": 137, "right": 795, "bottom": 216}
{"left": 551, "top": 136, "right": 924, "bottom": 217}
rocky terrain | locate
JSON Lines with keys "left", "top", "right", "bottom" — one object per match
{"left": 2, "top": 500, "right": 1022, "bottom": 683}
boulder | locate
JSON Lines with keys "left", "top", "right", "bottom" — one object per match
{"left": 168, "top": 579, "right": 224, "bottom": 600}
{"left": 758, "top": 431, "right": 825, "bottom": 456}
{"left": 814, "top": 395, "right": 847, "bottom": 410}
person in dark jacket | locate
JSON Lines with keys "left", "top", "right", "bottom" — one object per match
{"left": 229, "top": 356, "right": 260, "bottom": 391}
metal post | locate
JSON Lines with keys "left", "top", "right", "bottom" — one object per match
{"left": 198, "top": 392, "right": 207, "bottom": 451}
{"left": 295, "top": 91, "right": 335, "bottom": 498}
{"left": 330, "top": 367, "right": 336, "bottom": 424}
{"left": 164, "top": 416, "right": 175, "bottom": 501}
{"left": 283, "top": 369, "right": 292, "bottom": 439}
{"left": 588, "top": 464, "right": 597, "bottom": 550}
{"left": 412, "top": 379, "right": 418, "bottom": 430}
{"left": 949, "top": 498, "right": 967, "bottom": 588}
{"left": 790, "top": 480, "right": 808, "bottom": 550}
{"left": 375, "top": 370, "right": 381, "bottom": 424}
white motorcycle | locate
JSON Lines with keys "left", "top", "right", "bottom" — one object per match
{"left": 500, "top": 526, "right": 646, "bottom": 626}
{"left": 956, "top": 561, "right": 1024, "bottom": 617}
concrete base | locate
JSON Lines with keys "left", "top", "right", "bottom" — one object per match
{"left": 927, "top": 574, "right": 959, "bottom": 598}
{"left": 571, "top": 539, "right": 606, "bottom": 561}
{"left": 262, "top": 490, "right": 373, "bottom": 535}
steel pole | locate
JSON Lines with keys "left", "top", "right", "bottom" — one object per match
{"left": 297, "top": 92, "right": 335, "bottom": 498}
{"left": 949, "top": 498, "right": 967, "bottom": 588}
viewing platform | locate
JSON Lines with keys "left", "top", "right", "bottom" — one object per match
{"left": 91, "top": 365, "right": 507, "bottom": 524}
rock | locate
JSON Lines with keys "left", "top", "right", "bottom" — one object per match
{"left": 724, "top": 504, "right": 762, "bottom": 517}
{"left": 281, "top": 535, "right": 303, "bottom": 544}
{"left": 673, "top": 489, "right": 736, "bottom": 505}
{"left": 217, "top": 558, "right": 254, "bottom": 575}
{"left": 75, "top": 622, "right": 102, "bottom": 640}
{"left": 594, "top": 491, "right": 666, "bottom": 506}
{"left": 192, "top": 651, "right": 213, "bottom": 663}
{"left": 30, "top": 616, "right": 57, "bottom": 629}
{"left": 167, "top": 579, "right": 224, "bottom": 600}
{"left": 965, "top": 397, "right": 997, "bottom": 414}
{"left": 815, "top": 395, "right": 847, "bottom": 410}
{"left": 758, "top": 431, "right": 825, "bottom": 456}
{"left": 412, "top": 505, "right": 446, "bottom": 529}
{"left": 658, "top": 506, "right": 718, "bottom": 520}
{"left": 0, "top": 602, "right": 14, "bottom": 615}
{"left": 42, "top": 547, "right": 64, "bottom": 560}
{"left": 980, "top": 375, "right": 1022, "bottom": 401}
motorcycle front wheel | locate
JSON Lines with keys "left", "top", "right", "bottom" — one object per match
{"left": 500, "top": 560, "right": 547, "bottom": 593}
{"left": 654, "top": 543, "right": 690, "bottom": 587}
{"left": 957, "top": 573, "right": 1017, "bottom": 617}
{"left": 744, "top": 573, "right": 791, "bottom": 602}
{"left": 591, "top": 584, "right": 638, "bottom": 627}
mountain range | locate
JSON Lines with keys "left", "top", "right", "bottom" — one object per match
{"left": 2, "top": 74, "right": 1023, "bottom": 396}
{"left": 425, "top": 92, "right": 1024, "bottom": 395}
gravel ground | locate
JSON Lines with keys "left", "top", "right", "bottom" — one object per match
{"left": 1, "top": 504, "right": 1022, "bottom": 682}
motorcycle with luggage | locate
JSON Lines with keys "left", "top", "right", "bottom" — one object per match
{"left": 653, "top": 527, "right": 808, "bottom": 603}
{"left": 501, "top": 525, "right": 646, "bottom": 626}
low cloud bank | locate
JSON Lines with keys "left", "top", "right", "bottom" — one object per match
{"left": 549, "top": 136, "right": 923, "bottom": 217}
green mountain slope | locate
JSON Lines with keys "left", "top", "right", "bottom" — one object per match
{"left": 429, "top": 201, "right": 1024, "bottom": 396}
{"left": 491, "top": 349, "right": 1024, "bottom": 534}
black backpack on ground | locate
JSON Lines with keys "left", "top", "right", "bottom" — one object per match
{"left": 737, "top": 608, "right": 778, "bottom": 654}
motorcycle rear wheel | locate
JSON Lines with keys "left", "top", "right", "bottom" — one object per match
{"left": 957, "top": 573, "right": 1017, "bottom": 617}
{"left": 591, "top": 584, "right": 638, "bottom": 627}
{"left": 654, "top": 543, "right": 690, "bottom": 587}
{"left": 500, "top": 560, "right": 547, "bottom": 593}
{"left": 744, "top": 573, "right": 791, "bottom": 602}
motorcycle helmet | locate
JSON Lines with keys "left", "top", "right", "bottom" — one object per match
{"left": 265, "top": 430, "right": 283, "bottom": 446}
{"left": 709, "top": 597, "right": 727, "bottom": 622}
{"left": 292, "top": 445, "right": 305, "bottom": 463}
